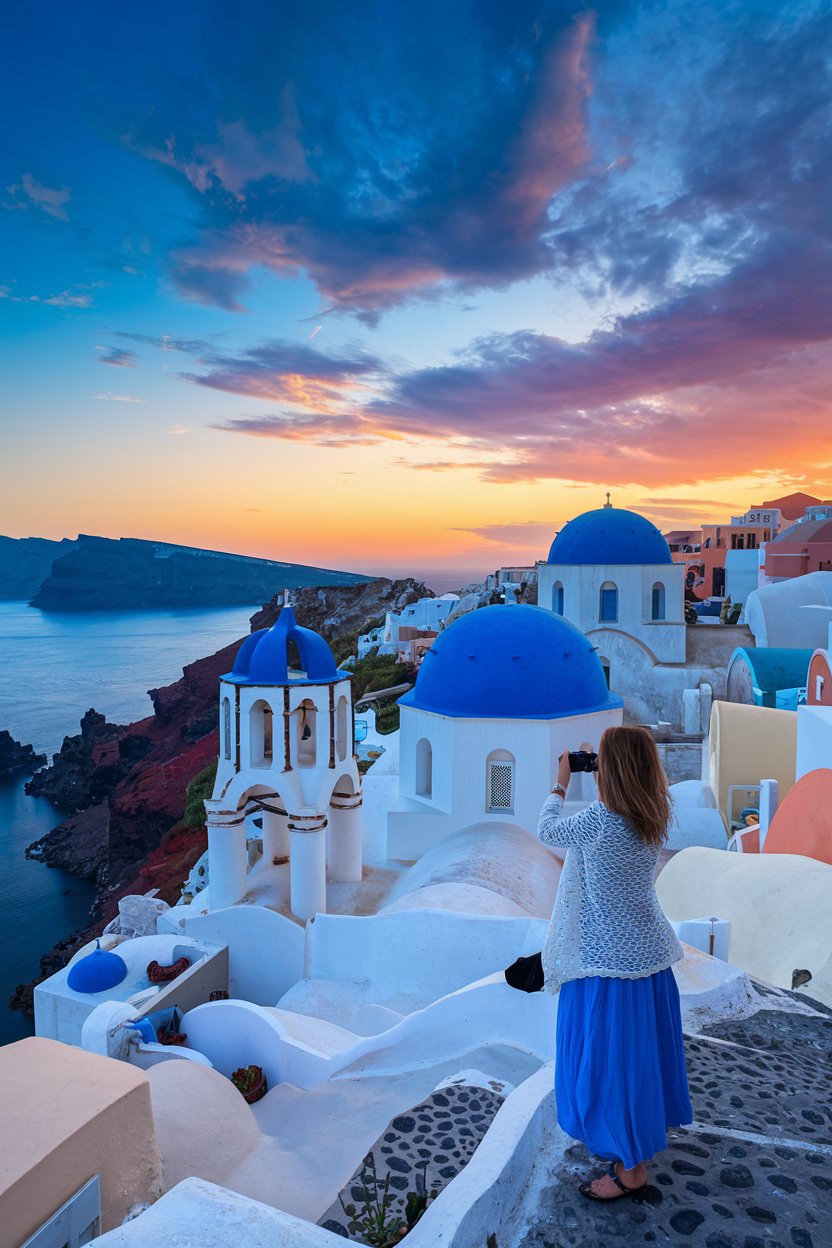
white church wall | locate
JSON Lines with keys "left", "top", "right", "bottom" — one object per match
{"left": 390, "top": 706, "right": 620, "bottom": 858}
{"left": 538, "top": 560, "right": 685, "bottom": 662}
{"left": 583, "top": 627, "right": 726, "bottom": 731}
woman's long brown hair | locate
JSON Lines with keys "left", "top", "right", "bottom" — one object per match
{"left": 597, "top": 725, "right": 671, "bottom": 846}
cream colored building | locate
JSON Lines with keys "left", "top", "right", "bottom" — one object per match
{"left": 0, "top": 1038, "right": 161, "bottom": 1248}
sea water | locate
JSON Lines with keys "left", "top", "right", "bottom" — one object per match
{"left": 0, "top": 600, "right": 255, "bottom": 1044}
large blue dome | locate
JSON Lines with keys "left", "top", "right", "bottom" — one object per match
{"left": 225, "top": 603, "right": 340, "bottom": 685}
{"left": 547, "top": 507, "right": 672, "bottom": 565}
{"left": 67, "top": 942, "right": 128, "bottom": 995}
{"left": 399, "top": 604, "right": 622, "bottom": 720}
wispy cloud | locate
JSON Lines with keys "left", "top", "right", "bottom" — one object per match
{"left": 3, "top": 173, "right": 71, "bottom": 221}
{"left": 451, "top": 521, "right": 561, "bottom": 547}
{"left": 0, "top": 282, "right": 101, "bottom": 308}
{"left": 97, "top": 346, "right": 138, "bottom": 367}
{"left": 94, "top": 392, "right": 143, "bottom": 403}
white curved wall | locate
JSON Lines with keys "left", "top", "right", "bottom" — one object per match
{"left": 382, "top": 822, "right": 561, "bottom": 918}
{"left": 181, "top": 1000, "right": 287, "bottom": 1087}
{"left": 656, "top": 846, "right": 832, "bottom": 1002}
{"left": 745, "top": 571, "right": 832, "bottom": 648}
{"left": 306, "top": 911, "right": 548, "bottom": 1005}
{"left": 181, "top": 906, "right": 304, "bottom": 1005}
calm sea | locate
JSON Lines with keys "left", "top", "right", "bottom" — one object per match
{"left": 0, "top": 600, "right": 255, "bottom": 1045}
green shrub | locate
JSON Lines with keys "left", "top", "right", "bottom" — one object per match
{"left": 183, "top": 760, "right": 218, "bottom": 827}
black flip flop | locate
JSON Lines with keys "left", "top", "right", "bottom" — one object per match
{"left": 579, "top": 1162, "right": 648, "bottom": 1201}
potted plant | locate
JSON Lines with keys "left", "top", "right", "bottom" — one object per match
{"left": 231, "top": 1064, "right": 267, "bottom": 1103}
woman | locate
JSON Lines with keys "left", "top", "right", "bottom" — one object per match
{"left": 537, "top": 725, "right": 692, "bottom": 1201}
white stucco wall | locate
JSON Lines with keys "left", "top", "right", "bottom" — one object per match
{"left": 656, "top": 847, "right": 832, "bottom": 1001}
{"left": 795, "top": 703, "right": 832, "bottom": 780}
{"left": 578, "top": 625, "right": 726, "bottom": 729}
{"left": 381, "top": 823, "right": 562, "bottom": 918}
{"left": 745, "top": 571, "right": 832, "bottom": 648}
{"left": 538, "top": 559, "right": 686, "bottom": 663}
{"left": 178, "top": 906, "right": 304, "bottom": 1005}
{"left": 387, "top": 704, "right": 621, "bottom": 858}
{"left": 305, "top": 911, "right": 547, "bottom": 1006}
{"left": 724, "top": 549, "right": 761, "bottom": 606}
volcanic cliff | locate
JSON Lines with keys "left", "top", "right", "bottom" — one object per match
{"left": 11, "top": 577, "right": 428, "bottom": 1016}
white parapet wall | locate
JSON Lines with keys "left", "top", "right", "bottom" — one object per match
{"left": 172, "top": 904, "right": 305, "bottom": 1005}
{"left": 88, "top": 1063, "right": 559, "bottom": 1248}
{"left": 305, "top": 910, "right": 548, "bottom": 1005}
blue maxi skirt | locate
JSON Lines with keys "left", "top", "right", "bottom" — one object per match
{"left": 555, "top": 967, "right": 692, "bottom": 1170}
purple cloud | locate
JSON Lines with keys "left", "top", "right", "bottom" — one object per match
{"left": 123, "top": 7, "right": 598, "bottom": 316}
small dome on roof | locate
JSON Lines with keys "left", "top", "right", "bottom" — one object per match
{"left": 67, "top": 941, "right": 128, "bottom": 995}
{"left": 399, "top": 604, "right": 621, "bottom": 720}
{"left": 548, "top": 506, "right": 672, "bottom": 566}
{"left": 226, "top": 603, "right": 339, "bottom": 685}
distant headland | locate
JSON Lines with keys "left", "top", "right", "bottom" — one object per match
{"left": 0, "top": 534, "right": 372, "bottom": 611}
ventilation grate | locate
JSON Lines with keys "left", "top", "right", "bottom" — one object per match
{"left": 488, "top": 761, "right": 514, "bottom": 810}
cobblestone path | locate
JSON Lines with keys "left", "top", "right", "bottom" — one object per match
{"left": 518, "top": 988, "right": 832, "bottom": 1248}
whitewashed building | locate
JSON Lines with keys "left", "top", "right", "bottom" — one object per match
{"left": 535, "top": 503, "right": 688, "bottom": 726}
{"left": 387, "top": 604, "right": 623, "bottom": 858}
{"left": 357, "top": 594, "right": 459, "bottom": 658}
{"left": 205, "top": 601, "right": 363, "bottom": 921}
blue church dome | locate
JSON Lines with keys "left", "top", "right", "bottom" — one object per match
{"left": 399, "top": 604, "right": 622, "bottom": 720}
{"left": 225, "top": 603, "right": 340, "bottom": 685}
{"left": 547, "top": 506, "right": 672, "bottom": 566}
{"left": 67, "top": 941, "right": 128, "bottom": 995}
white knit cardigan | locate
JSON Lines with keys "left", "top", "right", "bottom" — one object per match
{"left": 537, "top": 793, "right": 683, "bottom": 991}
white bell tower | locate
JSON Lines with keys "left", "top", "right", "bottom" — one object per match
{"left": 205, "top": 598, "right": 363, "bottom": 920}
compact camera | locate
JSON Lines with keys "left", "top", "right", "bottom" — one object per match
{"left": 568, "top": 750, "right": 599, "bottom": 773}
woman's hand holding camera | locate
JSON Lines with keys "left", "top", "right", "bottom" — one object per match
{"left": 556, "top": 750, "right": 572, "bottom": 792}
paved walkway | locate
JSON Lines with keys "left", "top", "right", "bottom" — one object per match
{"left": 517, "top": 985, "right": 832, "bottom": 1248}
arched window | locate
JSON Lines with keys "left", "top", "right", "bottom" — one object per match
{"left": 297, "top": 698, "right": 317, "bottom": 768}
{"left": 651, "top": 582, "right": 666, "bottom": 621}
{"left": 250, "top": 699, "right": 273, "bottom": 767}
{"left": 552, "top": 581, "right": 564, "bottom": 615}
{"left": 336, "top": 694, "right": 349, "bottom": 762}
{"left": 599, "top": 582, "right": 618, "bottom": 623}
{"left": 600, "top": 657, "right": 611, "bottom": 689}
{"left": 415, "top": 738, "right": 432, "bottom": 798}
{"left": 222, "top": 696, "right": 231, "bottom": 761}
{"left": 486, "top": 748, "right": 515, "bottom": 812}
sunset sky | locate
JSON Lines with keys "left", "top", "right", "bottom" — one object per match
{"left": 1, "top": 1, "right": 830, "bottom": 586}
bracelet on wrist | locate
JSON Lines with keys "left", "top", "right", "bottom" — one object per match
{"left": 551, "top": 784, "right": 566, "bottom": 798}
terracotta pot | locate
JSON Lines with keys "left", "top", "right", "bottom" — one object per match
{"left": 146, "top": 955, "right": 190, "bottom": 984}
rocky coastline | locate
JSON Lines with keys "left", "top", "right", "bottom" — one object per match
{"left": 10, "top": 577, "right": 428, "bottom": 1017}
{"left": 0, "top": 730, "right": 46, "bottom": 777}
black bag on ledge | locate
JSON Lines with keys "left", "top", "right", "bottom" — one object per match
{"left": 504, "top": 951, "right": 544, "bottom": 993}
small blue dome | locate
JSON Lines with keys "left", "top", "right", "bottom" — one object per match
{"left": 67, "top": 943, "right": 128, "bottom": 995}
{"left": 225, "top": 603, "right": 339, "bottom": 685}
{"left": 548, "top": 507, "right": 672, "bottom": 565}
{"left": 399, "top": 604, "right": 622, "bottom": 720}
